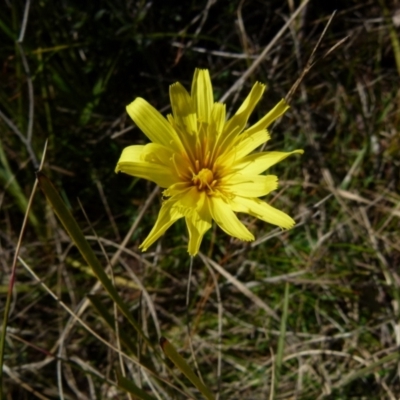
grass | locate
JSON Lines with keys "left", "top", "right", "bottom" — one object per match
{"left": 1, "top": 0, "right": 400, "bottom": 398}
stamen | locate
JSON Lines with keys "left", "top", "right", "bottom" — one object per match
{"left": 192, "top": 168, "right": 216, "bottom": 192}
{"left": 204, "top": 151, "right": 210, "bottom": 167}
{"left": 172, "top": 155, "right": 184, "bottom": 178}
{"left": 205, "top": 183, "right": 215, "bottom": 193}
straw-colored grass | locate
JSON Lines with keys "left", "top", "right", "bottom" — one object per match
{"left": 1, "top": 1, "right": 399, "bottom": 398}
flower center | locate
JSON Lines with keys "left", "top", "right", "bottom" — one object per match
{"left": 192, "top": 168, "right": 216, "bottom": 191}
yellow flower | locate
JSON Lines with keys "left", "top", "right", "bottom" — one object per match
{"left": 116, "top": 69, "right": 303, "bottom": 255}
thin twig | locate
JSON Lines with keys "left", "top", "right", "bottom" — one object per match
{"left": 220, "top": 0, "right": 310, "bottom": 103}
{"left": 285, "top": 11, "right": 349, "bottom": 104}
{"left": 17, "top": 0, "right": 31, "bottom": 43}
{"left": 77, "top": 198, "right": 134, "bottom": 400}
{"left": 35, "top": 185, "right": 160, "bottom": 388}
{"left": 0, "top": 109, "right": 27, "bottom": 144}
{"left": 202, "top": 257, "right": 223, "bottom": 400}
{"left": 185, "top": 256, "right": 206, "bottom": 385}
{"left": 0, "top": 140, "right": 47, "bottom": 400}
{"left": 16, "top": 42, "right": 37, "bottom": 168}
{"left": 199, "top": 253, "right": 279, "bottom": 321}
{"left": 18, "top": 257, "right": 189, "bottom": 397}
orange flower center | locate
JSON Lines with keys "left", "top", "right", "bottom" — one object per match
{"left": 192, "top": 168, "right": 216, "bottom": 191}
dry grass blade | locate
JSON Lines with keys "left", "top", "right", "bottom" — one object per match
{"left": 0, "top": 140, "right": 47, "bottom": 398}
{"left": 274, "top": 282, "right": 290, "bottom": 394}
{"left": 332, "top": 350, "right": 400, "bottom": 390}
{"left": 199, "top": 253, "right": 279, "bottom": 321}
{"left": 160, "top": 337, "right": 215, "bottom": 400}
{"left": 220, "top": 0, "right": 310, "bottom": 102}
{"left": 17, "top": 257, "right": 189, "bottom": 398}
{"left": 285, "top": 10, "right": 348, "bottom": 104}
{"left": 2, "top": 365, "right": 50, "bottom": 400}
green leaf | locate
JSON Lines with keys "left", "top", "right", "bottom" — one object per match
{"left": 116, "top": 373, "right": 158, "bottom": 400}
{"left": 160, "top": 337, "right": 215, "bottom": 400}
{"left": 0, "top": 141, "right": 39, "bottom": 229}
{"left": 87, "top": 294, "right": 138, "bottom": 355}
{"left": 36, "top": 172, "right": 154, "bottom": 350}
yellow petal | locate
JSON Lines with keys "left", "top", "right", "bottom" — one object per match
{"left": 222, "top": 130, "right": 270, "bottom": 164}
{"left": 115, "top": 145, "right": 178, "bottom": 187}
{"left": 243, "top": 99, "right": 289, "bottom": 136}
{"left": 191, "top": 69, "right": 213, "bottom": 123}
{"left": 170, "top": 152, "right": 192, "bottom": 180}
{"left": 210, "top": 102, "right": 226, "bottom": 136}
{"left": 212, "top": 125, "right": 241, "bottom": 166}
{"left": 223, "top": 82, "right": 265, "bottom": 135}
{"left": 139, "top": 200, "right": 184, "bottom": 251}
{"left": 163, "top": 182, "right": 192, "bottom": 197}
{"left": 169, "top": 82, "right": 197, "bottom": 135}
{"left": 115, "top": 145, "right": 145, "bottom": 170}
{"left": 117, "top": 162, "right": 178, "bottom": 188}
{"left": 208, "top": 196, "right": 254, "bottom": 241}
{"left": 223, "top": 174, "right": 278, "bottom": 197}
{"left": 126, "top": 98, "right": 182, "bottom": 151}
{"left": 172, "top": 187, "right": 212, "bottom": 218}
{"left": 234, "top": 149, "right": 304, "bottom": 175}
{"left": 231, "top": 197, "right": 295, "bottom": 229}
{"left": 140, "top": 143, "right": 174, "bottom": 165}
{"left": 186, "top": 214, "right": 212, "bottom": 256}
{"left": 204, "top": 103, "right": 227, "bottom": 161}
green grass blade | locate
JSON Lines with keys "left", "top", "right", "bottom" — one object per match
{"left": 0, "top": 16, "right": 14, "bottom": 39}
{"left": 160, "top": 337, "right": 215, "bottom": 400}
{"left": 116, "top": 373, "right": 158, "bottom": 400}
{"left": 379, "top": 0, "right": 400, "bottom": 76}
{"left": 36, "top": 171, "right": 153, "bottom": 349}
{"left": 0, "top": 177, "right": 39, "bottom": 400}
{"left": 333, "top": 351, "right": 400, "bottom": 389}
{"left": 0, "top": 141, "right": 39, "bottom": 229}
{"left": 87, "top": 294, "right": 138, "bottom": 355}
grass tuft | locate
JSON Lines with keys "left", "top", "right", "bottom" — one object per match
{"left": 1, "top": 0, "right": 400, "bottom": 398}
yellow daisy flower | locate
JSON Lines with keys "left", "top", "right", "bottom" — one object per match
{"left": 116, "top": 69, "right": 303, "bottom": 255}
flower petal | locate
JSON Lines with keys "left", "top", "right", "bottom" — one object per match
{"left": 223, "top": 174, "right": 278, "bottom": 197}
{"left": 115, "top": 145, "right": 145, "bottom": 168}
{"left": 186, "top": 214, "right": 212, "bottom": 256}
{"left": 225, "top": 130, "right": 270, "bottom": 163}
{"left": 191, "top": 69, "right": 213, "bottom": 124}
{"left": 223, "top": 82, "right": 265, "bottom": 135}
{"left": 172, "top": 187, "right": 213, "bottom": 219}
{"left": 139, "top": 200, "right": 184, "bottom": 251}
{"left": 231, "top": 196, "right": 295, "bottom": 229}
{"left": 117, "top": 163, "right": 178, "bottom": 188}
{"left": 163, "top": 182, "right": 192, "bottom": 197}
{"left": 210, "top": 102, "right": 226, "bottom": 136}
{"left": 115, "top": 145, "right": 178, "bottom": 187}
{"left": 169, "top": 82, "right": 197, "bottom": 135}
{"left": 234, "top": 149, "right": 304, "bottom": 175}
{"left": 243, "top": 98, "right": 289, "bottom": 136}
{"left": 140, "top": 143, "right": 174, "bottom": 164}
{"left": 126, "top": 98, "right": 182, "bottom": 151}
{"left": 208, "top": 196, "right": 254, "bottom": 241}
